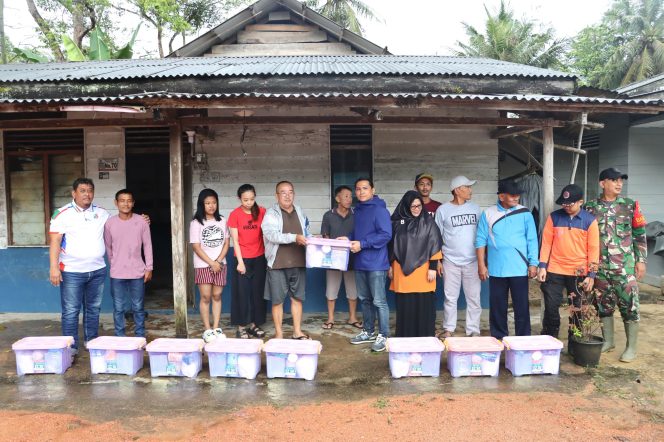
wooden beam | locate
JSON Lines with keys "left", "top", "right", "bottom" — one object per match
{"left": 169, "top": 124, "right": 188, "bottom": 338}
{"left": 525, "top": 135, "right": 587, "bottom": 154}
{"left": 507, "top": 137, "right": 544, "bottom": 170}
{"left": 0, "top": 115, "right": 568, "bottom": 130}
{"left": 491, "top": 126, "right": 543, "bottom": 139}
{"left": 542, "top": 126, "right": 555, "bottom": 219}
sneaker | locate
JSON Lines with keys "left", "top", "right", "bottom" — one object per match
{"left": 468, "top": 332, "right": 480, "bottom": 337}
{"left": 214, "top": 328, "right": 226, "bottom": 338}
{"left": 350, "top": 330, "right": 376, "bottom": 345}
{"left": 203, "top": 329, "right": 217, "bottom": 343}
{"left": 371, "top": 334, "right": 387, "bottom": 352}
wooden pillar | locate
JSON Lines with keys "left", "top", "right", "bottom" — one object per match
{"left": 542, "top": 126, "right": 555, "bottom": 219}
{"left": 170, "top": 124, "right": 188, "bottom": 337}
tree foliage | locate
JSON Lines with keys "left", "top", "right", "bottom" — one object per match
{"left": 304, "top": 0, "right": 380, "bottom": 36}
{"left": 570, "top": 0, "right": 664, "bottom": 89}
{"left": 454, "top": 0, "right": 567, "bottom": 69}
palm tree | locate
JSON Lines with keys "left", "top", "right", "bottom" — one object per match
{"left": 304, "top": 0, "right": 379, "bottom": 36}
{"left": 601, "top": 0, "right": 664, "bottom": 88}
{"left": 454, "top": 1, "right": 567, "bottom": 69}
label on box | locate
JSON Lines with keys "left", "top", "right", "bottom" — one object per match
{"left": 225, "top": 353, "right": 238, "bottom": 376}
{"left": 33, "top": 362, "right": 45, "bottom": 372}
{"left": 106, "top": 360, "right": 118, "bottom": 372}
{"left": 284, "top": 364, "right": 296, "bottom": 377}
{"left": 166, "top": 362, "right": 178, "bottom": 376}
{"left": 408, "top": 364, "right": 422, "bottom": 376}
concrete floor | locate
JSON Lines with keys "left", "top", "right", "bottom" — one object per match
{"left": 1, "top": 297, "right": 663, "bottom": 424}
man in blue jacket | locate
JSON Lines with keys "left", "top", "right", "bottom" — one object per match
{"left": 476, "top": 180, "right": 538, "bottom": 339}
{"left": 349, "top": 178, "right": 393, "bottom": 352}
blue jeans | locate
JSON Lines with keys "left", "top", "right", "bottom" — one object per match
{"left": 60, "top": 268, "right": 106, "bottom": 349}
{"left": 355, "top": 270, "right": 390, "bottom": 337}
{"left": 111, "top": 278, "right": 146, "bottom": 337}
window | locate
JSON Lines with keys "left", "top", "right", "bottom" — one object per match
{"left": 330, "top": 125, "right": 372, "bottom": 207}
{"left": 5, "top": 130, "right": 84, "bottom": 245}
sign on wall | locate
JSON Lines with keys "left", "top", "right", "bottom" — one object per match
{"left": 98, "top": 158, "right": 119, "bottom": 171}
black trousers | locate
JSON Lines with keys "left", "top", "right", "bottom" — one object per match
{"left": 540, "top": 272, "right": 581, "bottom": 338}
{"left": 230, "top": 255, "right": 267, "bottom": 326}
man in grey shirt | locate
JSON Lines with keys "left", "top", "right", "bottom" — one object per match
{"left": 435, "top": 176, "right": 482, "bottom": 338}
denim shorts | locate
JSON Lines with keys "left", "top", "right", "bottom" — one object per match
{"left": 264, "top": 267, "right": 306, "bottom": 304}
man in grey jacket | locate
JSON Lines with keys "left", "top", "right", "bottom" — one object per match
{"left": 263, "top": 181, "right": 311, "bottom": 339}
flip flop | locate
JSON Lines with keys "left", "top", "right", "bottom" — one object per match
{"left": 322, "top": 322, "right": 334, "bottom": 330}
{"left": 346, "top": 321, "right": 363, "bottom": 329}
{"left": 292, "top": 334, "right": 311, "bottom": 340}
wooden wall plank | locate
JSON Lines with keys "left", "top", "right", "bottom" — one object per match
{"left": 237, "top": 30, "right": 327, "bottom": 44}
{"left": 210, "top": 42, "right": 353, "bottom": 55}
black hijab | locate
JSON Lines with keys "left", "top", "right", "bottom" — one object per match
{"left": 390, "top": 190, "right": 443, "bottom": 276}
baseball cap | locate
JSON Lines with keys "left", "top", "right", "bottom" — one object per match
{"left": 497, "top": 179, "right": 523, "bottom": 195}
{"left": 599, "top": 167, "right": 628, "bottom": 181}
{"left": 449, "top": 175, "right": 477, "bottom": 191}
{"left": 415, "top": 173, "right": 434, "bottom": 185}
{"left": 556, "top": 184, "right": 583, "bottom": 205}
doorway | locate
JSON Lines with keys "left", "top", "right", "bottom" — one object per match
{"left": 125, "top": 127, "right": 172, "bottom": 310}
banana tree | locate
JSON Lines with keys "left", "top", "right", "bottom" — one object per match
{"left": 62, "top": 24, "right": 141, "bottom": 61}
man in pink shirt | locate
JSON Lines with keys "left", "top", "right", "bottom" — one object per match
{"left": 104, "top": 189, "right": 153, "bottom": 337}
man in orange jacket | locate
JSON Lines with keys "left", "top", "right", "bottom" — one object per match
{"left": 537, "top": 184, "right": 599, "bottom": 346}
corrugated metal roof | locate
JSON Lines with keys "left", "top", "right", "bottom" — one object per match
{"left": 1, "top": 92, "right": 659, "bottom": 106}
{"left": 0, "top": 56, "right": 575, "bottom": 83}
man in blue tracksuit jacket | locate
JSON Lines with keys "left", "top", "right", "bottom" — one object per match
{"left": 476, "top": 180, "right": 538, "bottom": 339}
{"left": 349, "top": 177, "right": 392, "bottom": 352}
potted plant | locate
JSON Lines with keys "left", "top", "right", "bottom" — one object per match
{"left": 568, "top": 276, "right": 604, "bottom": 367}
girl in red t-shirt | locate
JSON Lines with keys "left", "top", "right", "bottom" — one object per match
{"left": 228, "top": 184, "right": 268, "bottom": 338}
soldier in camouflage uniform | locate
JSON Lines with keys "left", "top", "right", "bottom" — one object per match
{"left": 585, "top": 167, "right": 647, "bottom": 362}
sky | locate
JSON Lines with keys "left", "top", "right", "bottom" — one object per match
{"left": 4, "top": 0, "right": 614, "bottom": 58}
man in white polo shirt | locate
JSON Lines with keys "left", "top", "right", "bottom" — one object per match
{"left": 49, "top": 178, "right": 110, "bottom": 354}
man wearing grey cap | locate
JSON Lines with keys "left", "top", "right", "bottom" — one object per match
{"left": 584, "top": 167, "right": 647, "bottom": 362}
{"left": 435, "top": 176, "right": 482, "bottom": 337}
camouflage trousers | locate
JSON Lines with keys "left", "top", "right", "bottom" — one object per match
{"left": 594, "top": 272, "right": 640, "bottom": 321}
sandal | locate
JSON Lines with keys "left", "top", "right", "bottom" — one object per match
{"left": 346, "top": 321, "right": 363, "bottom": 329}
{"left": 292, "top": 334, "right": 311, "bottom": 340}
{"left": 322, "top": 321, "right": 334, "bottom": 330}
{"left": 246, "top": 325, "right": 266, "bottom": 338}
{"left": 236, "top": 327, "right": 249, "bottom": 339}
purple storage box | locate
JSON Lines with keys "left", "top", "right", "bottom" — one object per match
{"left": 87, "top": 336, "right": 146, "bottom": 376}
{"left": 305, "top": 237, "right": 351, "bottom": 271}
{"left": 12, "top": 336, "right": 74, "bottom": 375}
{"left": 386, "top": 337, "right": 444, "bottom": 378}
{"left": 264, "top": 339, "right": 322, "bottom": 380}
{"left": 146, "top": 338, "right": 204, "bottom": 378}
{"left": 445, "top": 337, "right": 504, "bottom": 377}
{"left": 205, "top": 338, "right": 263, "bottom": 379}
{"left": 503, "top": 335, "right": 563, "bottom": 376}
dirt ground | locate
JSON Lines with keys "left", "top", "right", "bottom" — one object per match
{"left": 1, "top": 389, "right": 663, "bottom": 441}
{"left": 1, "top": 285, "right": 663, "bottom": 441}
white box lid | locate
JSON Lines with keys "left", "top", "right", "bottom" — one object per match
{"left": 146, "top": 338, "right": 204, "bottom": 352}
{"left": 263, "top": 338, "right": 322, "bottom": 354}
{"left": 502, "top": 335, "right": 563, "bottom": 350}
{"left": 12, "top": 336, "right": 73, "bottom": 350}
{"left": 86, "top": 336, "right": 147, "bottom": 350}
{"left": 386, "top": 337, "right": 444, "bottom": 353}
{"left": 444, "top": 336, "right": 504, "bottom": 352}
{"left": 205, "top": 338, "right": 263, "bottom": 353}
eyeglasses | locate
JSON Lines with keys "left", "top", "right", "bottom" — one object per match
{"left": 410, "top": 204, "right": 422, "bottom": 210}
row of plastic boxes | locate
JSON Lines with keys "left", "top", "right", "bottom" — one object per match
{"left": 388, "top": 335, "right": 564, "bottom": 378}
{"left": 11, "top": 336, "right": 323, "bottom": 380}
{"left": 12, "top": 334, "right": 563, "bottom": 380}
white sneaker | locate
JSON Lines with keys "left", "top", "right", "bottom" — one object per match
{"left": 203, "top": 329, "right": 217, "bottom": 343}
{"left": 214, "top": 328, "right": 226, "bottom": 338}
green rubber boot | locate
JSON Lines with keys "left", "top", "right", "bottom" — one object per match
{"left": 600, "top": 316, "right": 615, "bottom": 353}
{"left": 620, "top": 321, "right": 639, "bottom": 363}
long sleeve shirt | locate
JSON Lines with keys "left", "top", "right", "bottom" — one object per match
{"left": 538, "top": 209, "right": 599, "bottom": 277}
{"left": 104, "top": 214, "right": 153, "bottom": 279}
{"left": 475, "top": 201, "right": 538, "bottom": 277}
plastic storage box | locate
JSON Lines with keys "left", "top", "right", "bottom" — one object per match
{"left": 264, "top": 339, "right": 322, "bottom": 380}
{"left": 503, "top": 335, "right": 564, "bottom": 376}
{"left": 305, "top": 237, "right": 351, "bottom": 271}
{"left": 444, "top": 337, "right": 504, "bottom": 377}
{"left": 146, "top": 338, "right": 204, "bottom": 378}
{"left": 205, "top": 338, "right": 263, "bottom": 379}
{"left": 87, "top": 336, "right": 147, "bottom": 376}
{"left": 12, "top": 336, "right": 74, "bottom": 375}
{"left": 386, "top": 337, "right": 445, "bottom": 378}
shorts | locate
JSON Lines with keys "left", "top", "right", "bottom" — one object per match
{"left": 195, "top": 265, "right": 227, "bottom": 286}
{"left": 264, "top": 267, "right": 306, "bottom": 304}
{"left": 325, "top": 270, "right": 357, "bottom": 300}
